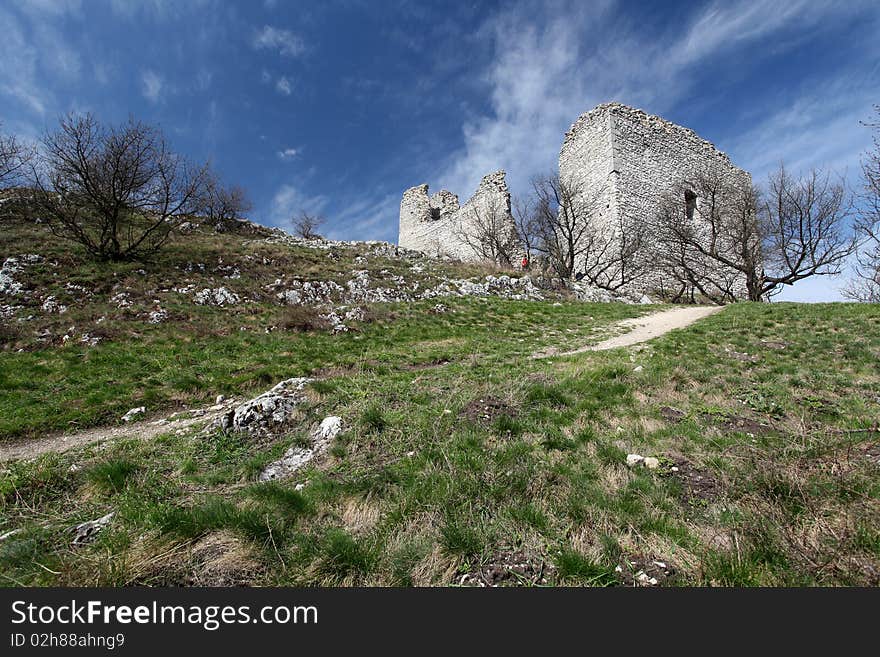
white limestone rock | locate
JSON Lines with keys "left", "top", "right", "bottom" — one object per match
{"left": 194, "top": 287, "right": 240, "bottom": 306}
{"left": 71, "top": 512, "right": 114, "bottom": 546}
{"left": 214, "top": 377, "right": 312, "bottom": 435}
{"left": 122, "top": 406, "right": 145, "bottom": 422}
{"left": 259, "top": 415, "right": 343, "bottom": 481}
{"left": 626, "top": 454, "right": 644, "bottom": 467}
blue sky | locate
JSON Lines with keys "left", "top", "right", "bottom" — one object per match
{"left": 2, "top": 0, "right": 878, "bottom": 301}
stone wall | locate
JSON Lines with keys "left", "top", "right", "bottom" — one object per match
{"left": 398, "top": 170, "right": 518, "bottom": 261}
{"left": 396, "top": 103, "right": 752, "bottom": 300}
{"left": 559, "top": 103, "right": 752, "bottom": 298}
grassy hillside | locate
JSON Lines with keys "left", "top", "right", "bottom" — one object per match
{"left": 1, "top": 214, "right": 878, "bottom": 586}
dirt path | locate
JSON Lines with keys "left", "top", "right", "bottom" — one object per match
{"left": 534, "top": 305, "right": 723, "bottom": 358}
{"left": 0, "top": 404, "right": 231, "bottom": 462}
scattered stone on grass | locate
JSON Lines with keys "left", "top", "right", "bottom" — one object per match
{"left": 71, "top": 512, "right": 114, "bottom": 546}
{"left": 41, "top": 296, "right": 67, "bottom": 314}
{"left": 121, "top": 406, "right": 146, "bottom": 422}
{"left": 194, "top": 287, "right": 240, "bottom": 306}
{"left": 723, "top": 346, "right": 759, "bottom": 362}
{"left": 615, "top": 556, "right": 676, "bottom": 587}
{"left": 259, "top": 415, "right": 343, "bottom": 481}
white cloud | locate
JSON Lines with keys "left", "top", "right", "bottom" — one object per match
{"left": 330, "top": 193, "right": 401, "bottom": 242}
{"left": 268, "top": 184, "right": 327, "bottom": 226}
{"left": 252, "top": 25, "right": 305, "bottom": 57}
{"left": 17, "top": 0, "right": 82, "bottom": 16}
{"left": 277, "top": 147, "right": 299, "bottom": 160}
{"left": 0, "top": 4, "right": 85, "bottom": 116}
{"left": 0, "top": 8, "right": 45, "bottom": 114}
{"left": 275, "top": 76, "right": 292, "bottom": 96}
{"left": 434, "top": 0, "right": 870, "bottom": 200}
{"left": 196, "top": 68, "right": 212, "bottom": 91}
{"left": 141, "top": 69, "right": 163, "bottom": 103}
{"left": 726, "top": 78, "right": 878, "bottom": 180}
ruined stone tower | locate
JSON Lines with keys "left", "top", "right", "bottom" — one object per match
{"left": 559, "top": 103, "right": 752, "bottom": 296}
{"left": 398, "top": 170, "right": 518, "bottom": 261}
{"left": 397, "top": 103, "right": 752, "bottom": 299}
{"left": 559, "top": 102, "right": 750, "bottom": 237}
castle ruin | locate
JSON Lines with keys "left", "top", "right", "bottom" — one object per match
{"left": 398, "top": 170, "right": 519, "bottom": 261}
{"left": 398, "top": 102, "right": 752, "bottom": 299}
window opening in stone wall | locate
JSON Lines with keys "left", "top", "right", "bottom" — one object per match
{"left": 430, "top": 207, "right": 441, "bottom": 221}
{"left": 684, "top": 189, "right": 697, "bottom": 221}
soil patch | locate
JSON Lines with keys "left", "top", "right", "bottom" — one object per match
{"left": 459, "top": 550, "right": 555, "bottom": 587}
{"left": 760, "top": 340, "right": 790, "bottom": 350}
{"left": 664, "top": 455, "right": 722, "bottom": 504}
{"left": 703, "top": 412, "right": 774, "bottom": 436}
{"left": 616, "top": 555, "right": 677, "bottom": 587}
{"left": 402, "top": 358, "right": 451, "bottom": 371}
{"left": 659, "top": 406, "right": 686, "bottom": 423}
{"left": 461, "top": 396, "right": 517, "bottom": 424}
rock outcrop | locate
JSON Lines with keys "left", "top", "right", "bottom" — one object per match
{"left": 214, "top": 378, "right": 312, "bottom": 435}
{"left": 259, "top": 415, "right": 342, "bottom": 481}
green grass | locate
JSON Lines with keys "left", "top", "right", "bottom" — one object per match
{"left": 1, "top": 215, "right": 879, "bottom": 587}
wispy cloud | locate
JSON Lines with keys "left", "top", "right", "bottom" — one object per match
{"left": 330, "top": 193, "right": 400, "bottom": 241}
{"left": 141, "top": 69, "right": 163, "bottom": 103}
{"left": 726, "top": 67, "right": 879, "bottom": 179}
{"left": 252, "top": 25, "right": 305, "bottom": 57}
{"left": 0, "top": 8, "right": 45, "bottom": 115}
{"left": 275, "top": 76, "right": 292, "bottom": 96}
{"left": 434, "top": 0, "right": 871, "bottom": 199}
{"left": 267, "top": 183, "right": 327, "bottom": 226}
{"left": 277, "top": 147, "right": 299, "bottom": 160}
{"left": 195, "top": 68, "right": 212, "bottom": 91}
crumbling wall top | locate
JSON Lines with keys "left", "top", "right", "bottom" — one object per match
{"left": 562, "top": 102, "right": 736, "bottom": 167}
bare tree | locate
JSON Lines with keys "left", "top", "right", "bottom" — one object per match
{"left": 528, "top": 173, "right": 647, "bottom": 290}
{"left": 0, "top": 124, "right": 33, "bottom": 189}
{"left": 512, "top": 195, "right": 539, "bottom": 261}
{"left": 761, "top": 166, "right": 856, "bottom": 296}
{"left": 28, "top": 113, "right": 210, "bottom": 261}
{"left": 654, "top": 168, "right": 760, "bottom": 303}
{"left": 844, "top": 105, "right": 880, "bottom": 302}
{"left": 201, "top": 174, "right": 252, "bottom": 232}
{"left": 292, "top": 211, "right": 325, "bottom": 239}
{"left": 654, "top": 164, "right": 856, "bottom": 303}
{"left": 452, "top": 196, "right": 519, "bottom": 266}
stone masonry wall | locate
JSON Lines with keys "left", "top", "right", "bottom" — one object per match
{"left": 396, "top": 103, "right": 752, "bottom": 300}
{"left": 559, "top": 103, "right": 752, "bottom": 298}
{"left": 398, "top": 170, "right": 518, "bottom": 261}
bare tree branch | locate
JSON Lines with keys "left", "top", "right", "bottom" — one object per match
{"left": 451, "top": 195, "right": 519, "bottom": 266}
{"left": 0, "top": 124, "right": 33, "bottom": 190}
{"left": 527, "top": 173, "right": 647, "bottom": 290}
{"left": 844, "top": 104, "right": 880, "bottom": 302}
{"left": 293, "top": 211, "right": 325, "bottom": 239}
{"left": 27, "top": 113, "right": 210, "bottom": 261}
{"left": 654, "top": 164, "right": 855, "bottom": 302}
{"left": 200, "top": 174, "right": 252, "bottom": 232}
